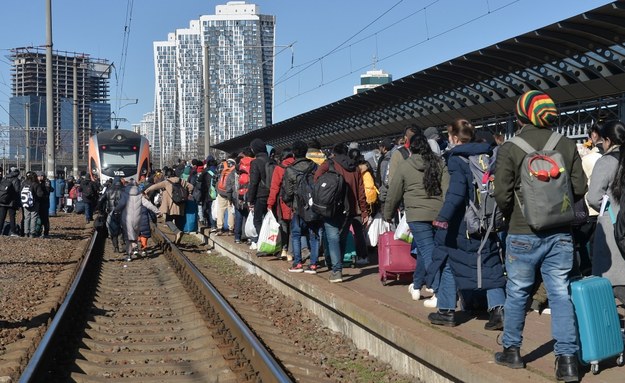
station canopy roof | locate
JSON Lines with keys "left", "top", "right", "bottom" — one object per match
{"left": 214, "top": 0, "right": 625, "bottom": 152}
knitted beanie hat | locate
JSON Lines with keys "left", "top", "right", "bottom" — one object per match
{"left": 515, "top": 90, "right": 558, "bottom": 128}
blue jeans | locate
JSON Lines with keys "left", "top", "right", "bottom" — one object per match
{"left": 503, "top": 233, "right": 578, "bottom": 356}
{"left": 323, "top": 216, "right": 350, "bottom": 273}
{"left": 486, "top": 288, "right": 506, "bottom": 310}
{"left": 234, "top": 207, "right": 248, "bottom": 241}
{"left": 84, "top": 200, "right": 93, "bottom": 222}
{"left": 291, "top": 215, "right": 321, "bottom": 266}
{"left": 436, "top": 263, "right": 457, "bottom": 310}
{"left": 408, "top": 221, "right": 436, "bottom": 289}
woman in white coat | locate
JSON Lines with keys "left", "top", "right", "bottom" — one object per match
{"left": 115, "top": 182, "right": 162, "bottom": 261}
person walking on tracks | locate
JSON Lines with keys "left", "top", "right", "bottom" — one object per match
{"left": 97, "top": 177, "right": 125, "bottom": 253}
{"left": 144, "top": 168, "right": 193, "bottom": 244}
{"left": 493, "top": 90, "right": 587, "bottom": 382}
{"left": 115, "top": 181, "right": 162, "bottom": 261}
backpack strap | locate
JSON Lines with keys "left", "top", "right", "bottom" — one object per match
{"left": 543, "top": 131, "right": 564, "bottom": 151}
{"left": 508, "top": 136, "right": 536, "bottom": 154}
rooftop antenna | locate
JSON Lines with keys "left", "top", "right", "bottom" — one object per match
{"left": 372, "top": 54, "right": 378, "bottom": 70}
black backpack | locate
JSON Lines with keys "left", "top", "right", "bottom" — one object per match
{"left": 0, "top": 178, "right": 15, "bottom": 204}
{"left": 81, "top": 180, "right": 94, "bottom": 199}
{"left": 294, "top": 167, "right": 320, "bottom": 222}
{"left": 312, "top": 160, "right": 346, "bottom": 218}
{"left": 169, "top": 179, "right": 188, "bottom": 204}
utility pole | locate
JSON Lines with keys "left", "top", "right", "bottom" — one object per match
{"left": 25, "top": 103, "right": 30, "bottom": 172}
{"left": 204, "top": 44, "right": 210, "bottom": 157}
{"left": 45, "top": 0, "right": 55, "bottom": 179}
{"left": 73, "top": 58, "right": 78, "bottom": 178}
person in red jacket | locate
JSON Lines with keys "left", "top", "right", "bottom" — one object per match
{"left": 267, "top": 148, "right": 295, "bottom": 260}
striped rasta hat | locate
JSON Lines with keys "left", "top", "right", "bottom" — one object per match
{"left": 515, "top": 90, "right": 558, "bottom": 128}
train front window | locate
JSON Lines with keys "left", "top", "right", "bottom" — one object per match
{"left": 100, "top": 148, "right": 138, "bottom": 169}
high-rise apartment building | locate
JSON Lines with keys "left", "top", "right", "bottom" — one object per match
{"left": 353, "top": 69, "right": 392, "bottom": 94}
{"left": 9, "top": 47, "right": 111, "bottom": 167}
{"left": 153, "top": 1, "right": 275, "bottom": 163}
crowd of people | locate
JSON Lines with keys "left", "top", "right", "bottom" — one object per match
{"left": 0, "top": 169, "right": 55, "bottom": 238}
{"left": 3, "top": 90, "right": 625, "bottom": 381}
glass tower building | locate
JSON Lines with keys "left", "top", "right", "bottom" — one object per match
{"left": 153, "top": 1, "right": 275, "bottom": 163}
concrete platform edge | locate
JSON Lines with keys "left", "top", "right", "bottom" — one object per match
{"left": 207, "top": 235, "right": 552, "bottom": 383}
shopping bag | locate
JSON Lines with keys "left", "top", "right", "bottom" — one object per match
{"left": 393, "top": 212, "right": 413, "bottom": 244}
{"left": 257, "top": 210, "right": 281, "bottom": 254}
{"left": 245, "top": 210, "right": 257, "bottom": 238}
{"left": 211, "top": 199, "right": 218, "bottom": 221}
{"left": 367, "top": 212, "right": 390, "bottom": 247}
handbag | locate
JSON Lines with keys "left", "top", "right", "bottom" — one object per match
{"left": 592, "top": 195, "right": 625, "bottom": 286}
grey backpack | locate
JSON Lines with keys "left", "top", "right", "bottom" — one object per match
{"left": 508, "top": 132, "right": 574, "bottom": 231}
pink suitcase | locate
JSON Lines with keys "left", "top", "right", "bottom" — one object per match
{"left": 378, "top": 231, "right": 416, "bottom": 285}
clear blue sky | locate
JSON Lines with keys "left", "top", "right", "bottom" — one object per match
{"left": 0, "top": 0, "right": 612, "bottom": 130}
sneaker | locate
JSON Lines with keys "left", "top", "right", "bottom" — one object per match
{"left": 423, "top": 294, "right": 438, "bottom": 308}
{"left": 249, "top": 242, "right": 257, "bottom": 250}
{"left": 234, "top": 239, "right": 242, "bottom": 244}
{"left": 126, "top": 255, "right": 132, "bottom": 262}
{"left": 355, "top": 257, "right": 370, "bottom": 266}
{"left": 289, "top": 263, "right": 305, "bottom": 273}
{"left": 286, "top": 253, "right": 293, "bottom": 262}
{"left": 175, "top": 231, "right": 183, "bottom": 244}
{"left": 408, "top": 283, "right": 421, "bottom": 301}
{"left": 541, "top": 308, "right": 551, "bottom": 315}
{"left": 425, "top": 287, "right": 434, "bottom": 294}
{"left": 304, "top": 264, "right": 318, "bottom": 274}
{"left": 280, "top": 249, "right": 288, "bottom": 259}
{"left": 9, "top": 232, "right": 19, "bottom": 237}
{"left": 209, "top": 228, "right": 218, "bottom": 233}
{"left": 329, "top": 271, "right": 343, "bottom": 283}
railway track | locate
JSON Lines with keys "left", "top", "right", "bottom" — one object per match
{"left": 18, "top": 228, "right": 294, "bottom": 382}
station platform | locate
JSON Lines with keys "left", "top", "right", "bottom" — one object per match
{"left": 203, "top": 232, "right": 624, "bottom": 383}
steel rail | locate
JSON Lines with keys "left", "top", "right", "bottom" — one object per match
{"left": 154, "top": 227, "right": 293, "bottom": 383}
{"left": 19, "top": 230, "right": 100, "bottom": 383}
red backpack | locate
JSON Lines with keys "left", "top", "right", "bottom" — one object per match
{"left": 237, "top": 156, "right": 253, "bottom": 198}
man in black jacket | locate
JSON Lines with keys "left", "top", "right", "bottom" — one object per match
{"left": 37, "top": 172, "right": 54, "bottom": 237}
{"left": 246, "top": 138, "right": 270, "bottom": 250}
{"left": 80, "top": 174, "right": 100, "bottom": 223}
{"left": 0, "top": 167, "right": 21, "bottom": 236}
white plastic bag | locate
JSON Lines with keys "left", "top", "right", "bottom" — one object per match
{"left": 394, "top": 212, "right": 413, "bottom": 244}
{"left": 245, "top": 210, "right": 257, "bottom": 238}
{"left": 367, "top": 212, "right": 390, "bottom": 247}
{"left": 257, "top": 210, "right": 281, "bottom": 254}
{"left": 211, "top": 199, "right": 218, "bottom": 221}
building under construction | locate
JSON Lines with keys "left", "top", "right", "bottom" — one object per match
{"left": 8, "top": 47, "right": 111, "bottom": 171}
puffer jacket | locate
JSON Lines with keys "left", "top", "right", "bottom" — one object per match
{"left": 429, "top": 142, "right": 505, "bottom": 291}
{"left": 115, "top": 185, "right": 160, "bottom": 241}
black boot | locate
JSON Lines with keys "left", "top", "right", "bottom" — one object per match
{"left": 555, "top": 355, "right": 578, "bottom": 382}
{"left": 494, "top": 346, "right": 524, "bottom": 369}
{"left": 428, "top": 310, "right": 458, "bottom": 327}
{"left": 484, "top": 306, "right": 504, "bottom": 331}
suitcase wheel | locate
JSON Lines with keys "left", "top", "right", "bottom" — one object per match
{"left": 617, "top": 353, "right": 624, "bottom": 367}
{"left": 591, "top": 363, "right": 599, "bottom": 375}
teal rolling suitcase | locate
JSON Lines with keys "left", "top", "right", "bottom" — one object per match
{"left": 570, "top": 276, "right": 624, "bottom": 374}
